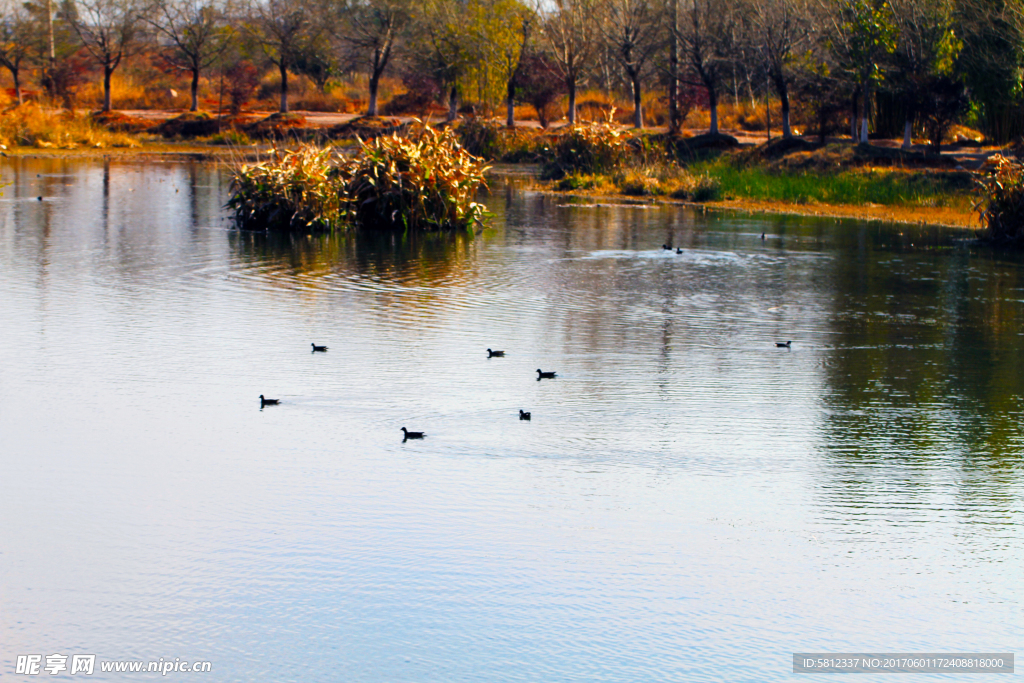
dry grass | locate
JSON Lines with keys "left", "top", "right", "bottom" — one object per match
{"left": 77, "top": 72, "right": 194, "bottom": 110}
{"left": 683, "top": 100, "right": 789, "bottom": 132}
{"left": 0, "top": 103, "right": 139, "bottom": 148}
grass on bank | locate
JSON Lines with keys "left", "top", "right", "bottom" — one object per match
{"left": 689, "top": 157, "right": 974, "bottom": 209}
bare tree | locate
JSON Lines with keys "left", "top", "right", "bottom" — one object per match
{"left": 336, "top": 0, "right": 410, "bottom": 116}
{"left": 66, "top": 0, "right": 146, "bottom": 111}
{"left": 539, "top": 0, "right": 596, "bottom": 125}
{"left": 677, "top": 0, "right": 737, "bottom": 135}
{"left": 412, "top": 0, "right": 468, "bottom": 121}
{"left": 0, "top": 0, "right": 36, "bottom": 104}
{"left": 149, "top": 0, "right": 232, "bottom": 111}
{"left": 601, "top": 0, "right": 661, "bottom": 128}
{"left": 750, "top": 0, "right": 810, "bottom": 138}
{"left": 245, "top": 0, "right": 319, "bottom": 113}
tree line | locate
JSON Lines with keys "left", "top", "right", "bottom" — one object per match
{"left": 0, "top": 0, "right": 1022, "bottom": 143}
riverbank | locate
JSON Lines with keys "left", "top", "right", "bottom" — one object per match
{"left": 534, "top": 141, "right": 980, "bottom": 229}
{"left": 0, "top": 109, "right": 986, "bottom": 229}
{"left": 3, "top": 142, "right": 980, "bottom": 230}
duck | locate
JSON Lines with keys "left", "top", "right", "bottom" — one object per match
{"left": 776, "top": 341, "right": 792, "bottom": 348}
{"left": 401, "top": 427, "right": 425, "bottom": 440}
{"left": 519, "top": 409, "right": 531, "bottom": 420}
{"left": 487, "top": 348, "right": 505, "bottom": 357}
{"left": 761, "top": 232, "right": 766, "bottom": 240}
{"left": 536, "top": 369, "right": 557, "bottom": 379}
{"left": 260, "top": 394, "right": 279, "bottom": 407}
{"left": 675, "top": 247, "right": 683, "bottom": 254}
{"left": 662, "top": 243, "right": 672, "bottom": 250}
{"left": 311, "top": 343, "right": 328, "bottom": 352}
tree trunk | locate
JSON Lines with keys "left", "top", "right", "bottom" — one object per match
{"left": 632, "top": 74, "right": 642, "bottom": 129}
{"left": 669, "top": 0, "right": 679, "bottom": 134}
{"left": 860, "top": 78, "right": 869, "bottom": 143}
{"left": 506, "top": 77, "right": 515, "bottom": 128}
{"left": 103, "top": 65, "right": 113, "bottom": 112}
{"left": 567, "top": 79, "right": 576, "bottom": 125}
{"left": 279, "top": 62, "right": 289, "bottom": 113}
{"left": 13, "top": 69, "right": 22, "bottom": 106}
{"left": 818, "top": 100, "right": 826, "bottom": 145}
{"left": 779, "top": 79, "right": 791, "bottom": 138}
{"left": 709, "top": 86, "right": 718, "bottom": 135}
{"left": 851, "top": 93, "right": 858, "bottom": 140}
{"left": 902, "top": 119, "right": 912, "bottom": 149}
{"left": 190, "top": 67, "right": 200, "bottom": 111}
{"left": 447, "top": 85, "right": 458, "bottom": 122}
{"left": 368, "top": 71, "right": 380, "bottom": 116}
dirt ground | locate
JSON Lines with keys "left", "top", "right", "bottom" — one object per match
{"left": 114, "top": 108, "right": 1006, "bottom": 170}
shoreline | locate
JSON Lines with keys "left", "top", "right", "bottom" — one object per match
{"left": 3, "top": 144, "right": 980, "bottom": 230}
{"left": 531, "top": 186, "right": 978, "bottom": 230}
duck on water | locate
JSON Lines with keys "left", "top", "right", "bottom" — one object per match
{"left": 401, "top": 427, "right": 425, "bottom": 441}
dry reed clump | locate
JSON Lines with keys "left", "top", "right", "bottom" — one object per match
{"left": 974, "top": 154, "right": 1024, "bottom": 245}
{"left": 227, "top": 146, "right": 348, "bottom": 231}
{"left": 0, "top": 103, "right": 139, "bottom": 148}
{"left": 228, "top": 124, "right": 489, "bottom": 232}
{"left": 343, "top": 125, "right": 489, "bottom": 230}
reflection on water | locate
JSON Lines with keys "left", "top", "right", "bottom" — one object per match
{"left": 0, "top": 158, "right": 1021, "bottom": 682}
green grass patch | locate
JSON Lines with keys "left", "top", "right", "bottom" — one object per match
{"left": 689, "top": 158, "right": 973, "bottom": 209}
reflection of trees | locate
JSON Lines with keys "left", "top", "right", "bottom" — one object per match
{"left": 818, "top": 224, "right": 1024, "bottom": 520}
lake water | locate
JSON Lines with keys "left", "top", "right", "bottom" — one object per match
{"left": 1, "top": 158, "right": 1021, "bottom": 682}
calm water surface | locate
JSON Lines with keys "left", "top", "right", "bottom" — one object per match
{"left": 0, "top": 158, "right": 1021, "bottom": 681}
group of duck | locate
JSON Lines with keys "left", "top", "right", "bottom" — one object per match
{"left": 260, "top": 344, "right": 559, "bottom": 441}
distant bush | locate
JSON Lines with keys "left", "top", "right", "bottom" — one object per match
{"left": 541, "top": 123, "right": 630, "bottom": 179}
{"left": 207, "top": 129, "right": 252, "bottom": 146}
{"left": 456, "top": 119, "right": 546, "bottom": 162}
{"left": 516, "top": 54, "right": 563, "bottom": 128}
{"left": 228, "top": 124, "right": 489, "bottom": 231}
{"left": 457, "top": 118, "right": 504, "bottom": 158}
{"left": 226, "top": 62, "right": 261, "bottom": 115}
